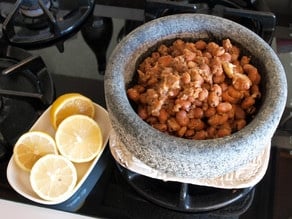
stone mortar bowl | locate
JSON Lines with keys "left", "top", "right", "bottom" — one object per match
{"left": 104, "top": 14, "right": 287, "bottom": 179}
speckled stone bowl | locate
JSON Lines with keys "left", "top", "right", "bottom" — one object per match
{"left": 104, "top": 14, "right": 287, "bottom": 179}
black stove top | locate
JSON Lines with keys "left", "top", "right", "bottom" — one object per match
{"left": 0, "top": 43, "right": 54, "bottom": 159}
{"left": 0, "top": 0, "right": 289, "bottom": 218}
{"left": 0, "top": 0, "right": 94, "bottom": 51}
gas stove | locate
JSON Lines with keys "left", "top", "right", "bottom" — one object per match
{"left": 0, "top": 0, "right": 290, "bottom": 218}
{"left": 0, "top": 0, "right": 95, "bottom": 51}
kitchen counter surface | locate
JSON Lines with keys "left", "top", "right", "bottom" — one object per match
{"left": 0, "top": 199, "right": 97, "bottom": 219}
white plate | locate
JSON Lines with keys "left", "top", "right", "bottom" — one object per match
{"left": 7, "top": 103, "right": 111, "bottom": 205}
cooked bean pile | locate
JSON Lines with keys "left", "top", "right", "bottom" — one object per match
{"left": 127, "top": 38, "right": 261, "bottom": 140}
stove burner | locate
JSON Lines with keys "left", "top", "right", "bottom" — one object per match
{"left": 20, "top": 0, "right": 51, "bottom": 17}
{"left": 117, "top": 163, "right": 254, "bottom": 213}
{"left": 0, "top": 44, "right": 54, "bottom": 159}
{"left": 142, "top": 0, "right": 276, "bottom": 44}
{"left": 0, "top": 0, "right": 95, "bottom": 52}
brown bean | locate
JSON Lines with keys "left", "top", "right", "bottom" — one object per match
{"left": 232, "top": 60, "right": 244, "bottom": 74}
{"left": 244, "top": 64, "right": 261, "bottom": 85}
{"left": 158, "top": 55, "right": 173, "bottom": 67}
{"left": 228, "top": 86, "right": 243, "bottom": 99}
{"left": 217, "top": 127, "right": 232, "bottom": 138}
{"left": 174, "top": 99, "right": 192, "bottom": 112}
{"left": 233, "top": 105, "right": 246, "bottom": 119}
{"left": 194, "top": 100, "right": 203, "bottom": 107}
{"left": 203, "top": 51, "right": 212, "bottom": 60}
{"left": 250, "top": 85, "right": 261, "bottom": 99}
{"left": 127, "top": 88, "right": 140, "bottom": 102}
{"left": 217, "top": 102, "right": 232, "bottom": 113}
{"left": 139, "top": 93, "right": 148, "bottom": 104}
{"left": 208, "top": 91, "right": 220, "bottom": 107}
{"left": 222, "top": 39, "right": 232, "bottom": 51}
{"left": 220, "top": 121, "right": 232, "bottom": 130}
{"left": 167, "top": 118, "right": 181, "bottom": 132}
{"left": 152, "top": 52, "right": 160, "bottom": 60}
{"left": 158, "top": 109, "right": 169, "bottom": 123}
{"left": 198, "top": 88, "right": 209, "bottom": 101}
{"left": 240, "top": 56, "right": 250, "bottom": 65}
{"left": 219, "top": 52, "right": 232, "bottom": 62}
{"left": 181, "top": 72, "right": 191, "bottom": 84}
{"left": 207, "top": 126, "right": 216, "bottom": 139}
{"left": 204, "top": 107, "right": 216, "bottom": 118}
{"left": 152, "top": 123, "right": 168, "bottom": 132}
{"left": 146, "top": 116, "right": 158, "bottom": 124}
{"left": 188, "top": 119, "right": 205, "bottom": 131}
{"left": 158, "top": 44, "right": 169, "bottom": 56}
{"left": 232, "top": 73, "right": 252, "bottom": 91}
{"left": 208, "top": 113, "right": 229, "bottom": 126}
{"left": 187, "top": 61, "right": 197, "bottom": 68}
{"left": 188, "top": 107, "right": 204, "bottom": 119}
{"left": 200, "top": 63, "right": 211, "bottom": 74}
{"left": 213, "top": 74, "right": 226, "bottom": 84}
{"left": 227, "top": 107, "right": 235, "bottom": 119}
{"left": 177, "top": 126, "right": 187, "bottom": 137}
{"left": 210, "top": 57, "right": 224, "bottom": 76}
{"left": 185, "top": 129, "right": 195, "bottom": 138}
{"left": 211, "top": 84, "right": 222, "bottom": 96}
{"left": 234, "top": 119, "right": 247, "bottom": 131}
{"left": 215, "top": 47, "right": 225, "bottom": 57}
{"left": 222, "top": 91, "right": 239, "bottom": 104}
{"left": 184, "top": 48, "right": 196, "bottom": 61}
{"left": 138, "top": 106, "right": 148, "bottom": 120}
{"left": 176, "top": 110, "right": 190, "bottom": 126}
{"left": 194, "top": 130, "right": 208, "bottom": 140}
{"left": 207, "top": 42, "right": 220, "bottom": 56}
{"left": 220, "top": 82, "right": 229, "bottom": 92}
{"left": 241, "top": 96, "right": 255, "bottom": 110}
{"left": 230, "top": 46, "right": 240, "bottom": 61}
{"left": 195, "top": 40, "right": 207, "bottom": 50}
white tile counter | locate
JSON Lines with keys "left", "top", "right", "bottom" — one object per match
{"left": 0, "top": 199, "right": 99, "bottom": 219}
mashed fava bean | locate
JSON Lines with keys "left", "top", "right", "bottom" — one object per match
{"left": 127, "top": 38, "right": 261, "bottom": 140}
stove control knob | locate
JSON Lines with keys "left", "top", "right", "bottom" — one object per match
{"left": 81, "top": 15, "right": 113, "bottom": 75}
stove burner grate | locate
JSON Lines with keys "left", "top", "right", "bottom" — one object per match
{"left": 0, "top": 44, "right": 54, "bottom": 160}
{"left": 117, "top": 163, "right": 254, "bottom": 214}
{"left": 139, "top": 0, "right": 276, "bottom": 45}
{"left": 0, "top": 0, "right": 95, "bottom": 52}
{"left": 20, "top": 0, "right": 51, "bottom": 17}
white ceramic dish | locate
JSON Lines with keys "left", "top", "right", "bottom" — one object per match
{"left": 7, "top": 103, "right": 111, "bottom": 205}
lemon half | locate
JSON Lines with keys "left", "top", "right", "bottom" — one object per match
{"left": 50, "top": 93, "right": 95, "bottom": 130}
{"left": 55, "top": 114, "right": 103, "bottom": 163}
{"left": 30, "top": 154, "right": 77, "bottom": 201}
{"left": 13, "top": 131, "right": 58, "bottom": 172}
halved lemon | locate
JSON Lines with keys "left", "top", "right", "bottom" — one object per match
{"left": 13, "top": 131, "right": 58, "bottom": 172}
{"left": 30, "top": 154, "right": 77, "bottom": 201}
{"left": 55, "top": 114, "right": 103, "bottom": 163}
{"left": 50, "top": 93, "right": 95, "bottom": 130}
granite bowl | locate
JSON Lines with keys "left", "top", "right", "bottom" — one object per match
{"left": 104, "top": 14, "right": 287, "bottom": 179}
